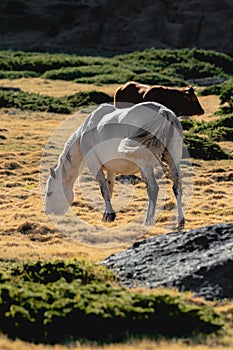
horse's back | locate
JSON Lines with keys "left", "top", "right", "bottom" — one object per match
{"left": 86, "top": 101, "right": 180, "bottom": 136}
{"left": 81, "top": 103, "right": 116, "bottom": 135}
{"left": 114, "top": 81, "right": 147, "bottom": 108}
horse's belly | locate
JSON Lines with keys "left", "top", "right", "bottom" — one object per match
{"left": 103, "top": 159, "right": 139, "bottom": 175}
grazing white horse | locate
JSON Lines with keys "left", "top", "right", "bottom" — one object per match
{"left": 45, "top": 102, "right": 185, "bottom": 228}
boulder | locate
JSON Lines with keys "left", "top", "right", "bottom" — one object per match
{"left": 102, "top": 223, "right": 233, "bottom": 300}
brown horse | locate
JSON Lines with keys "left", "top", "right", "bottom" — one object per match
{"left": 114, "top": 81, "right": 204, "bottom": 117}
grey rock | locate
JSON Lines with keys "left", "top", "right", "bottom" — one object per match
{"left": 102, "top": 223, "right": 233, "bottom": 300}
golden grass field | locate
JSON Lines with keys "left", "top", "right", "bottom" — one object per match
{"left": 0, "top": 78, "right": 233, "bottom": 349}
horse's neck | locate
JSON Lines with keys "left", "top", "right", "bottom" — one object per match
{"left": 58, "top": 140, "right": 80, "bottom": 187}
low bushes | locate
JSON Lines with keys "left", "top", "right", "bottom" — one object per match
{"left": 0, "top": 70, "right": 39, "bottom": 79}
{"left": 0, "top": 259, "right": 223, "bottom": 343}
{"left": 131, "top": 72, "right": 185, "bottom": 86}
{"left": 0, "top": 48, "right": 232, "bottom": 86}
{"left": 161, "top": 61, "right": 223, "bottom": 80}
{"left": 199, "top": 79, "right": 233, "bottom": 113}
{"left": 220, "top": 82, "right": 233, "bottom": 113}
{"left": 181, "top": 115, "right": 233, "bottom": 143}
{"left": 183, "top": 133, "right": 232, "bottom": 160}
{"left": 0, "top": 90, "right": 112, "bottom": 113}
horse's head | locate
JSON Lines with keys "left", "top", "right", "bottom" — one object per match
{"left": 45, "top": 167, "right": 74, "bottom": 215}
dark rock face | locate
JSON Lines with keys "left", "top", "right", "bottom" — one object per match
{"left": 102, "top": 223, "right": 233, "bottom": 300}
{"left": 0, "top": 0, "right": 232, "bottom": 55}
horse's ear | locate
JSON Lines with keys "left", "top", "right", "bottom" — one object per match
{"left": 50, "top": 168, "right": 56, "bottom": 179}
{"left": 184, "top": 87, "right": 190, "bottom": 94}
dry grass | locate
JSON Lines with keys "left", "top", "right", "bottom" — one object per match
{"left": 0, "top": 77, "right": 118, "bottom": 97}
{"left": 0, "top": 337, "right": 233, "bottom": 350}
{"left": 0, "top": 78, "right": 233, "bottom": 349}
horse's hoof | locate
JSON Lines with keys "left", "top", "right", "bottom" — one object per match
{"left": 107, "top": 212, "right": 116, "bottom": 222}
{"left": 143, "top": 219, "right": 154, "bottom": 226}
{"left": 102, "top": 212, "right": 116, "bottom": 223}
{"left": 101, "top": 213, "right": 107, "bottom": 222}
{"left": 177, "top": 218, "right": 185, "bottom": 230}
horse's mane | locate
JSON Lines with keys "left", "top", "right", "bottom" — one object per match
{"left": 57, "top": 125, "right": 82, "bottom": 173}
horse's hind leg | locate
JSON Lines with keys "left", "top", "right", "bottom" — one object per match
{"left": 96, "top": 168, "right": 116, "bottom": 223}
{"left": 106, "top": 171, "right": 116, "bottom": 199}
{"left": 141, "top": 165, "right": 159, "bottom": 226}
{"left": 170, "top": 163, "right": 185, "bottom": 229}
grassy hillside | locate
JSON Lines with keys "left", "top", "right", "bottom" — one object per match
{"left": 0, "top": 48, "right": 232, "bottom": 85}
{"left": 0, "top": 48, "right": 232, "bottom": 350}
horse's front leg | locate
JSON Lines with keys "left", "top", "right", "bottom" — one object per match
{"left": 96, "top": 168, "right": 116, "bottom": 223}
{"left": 141, "top": 166, "right": 159, "bottom": 226}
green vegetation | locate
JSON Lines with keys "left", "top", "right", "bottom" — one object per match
{"left": 181, "top": 115, "right": 233, "bottom": 142}
{"left": 0, "top": 48, "right": 232, "bottom": 160}
{"left": 183, "top": 133, "right": 231, "bottom": 160}
{"left": 199, "top": 79, "right": 233, "bottom": 113}
{"left": 0, "top": 70, "right": 39, "bottom": 79}
{"left": 181, "top": 115, "right": 233, "bottom": 160}
{"left": 0, "top": 48, "right": 232, "bottom": 85}
{"left": 0, "top": 89, "right": 231, "bottom": 160}
{"left": 0, "top": 90, "right": 111, "bottom": 113}
{"left": 220, "top": 81, "right": 233, "bottom": 113}
{"left": 0, "top": 259, "right": 223, "bottom": 344}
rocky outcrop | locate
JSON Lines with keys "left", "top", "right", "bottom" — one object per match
{"left": 0, "top": 0, "right": 232, "bottom": 55}
{"left": 102, "top": 223, "right": 233, "bottom": 300}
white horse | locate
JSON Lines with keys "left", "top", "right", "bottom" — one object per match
{"left": 45, "top": 102, "right": 185, "bottom": 228}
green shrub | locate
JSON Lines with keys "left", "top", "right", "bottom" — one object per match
{"left": 0, "top": 259, "right": 223, "bottom": 343}
{"left": 162, "top": 61, "right": 223, "bottom": 80}
{"left": 0, "top": 90, "right": 71, "bottom": 113}
{"left": 183, "top": 133, "right": 232, "bottom": 160}
{"left": 214, "top": 114, "right": 233, "bottom": 128}
{"left": 193, "top": 49, "right": 233, "bottom": 75}
{"left": 208, "top": 126, "right": 233, "bottom": 142}
{"left": 132, "top": 72, "right": 186, "bottom": 86}
{"left": 66, "top": 91, "right": 112, "bottom": 106}
{"left": 42, "top": 67, "right": 85, "bottom": 80}
{"left": 0, "top": 70, "right": 39, "bottom": 79}
{"left": 198, "top": 84, "right": 223, "bottom": 96}
{"left": 43, "top": 65, "right": 134, "bottom": 83}
{"left": 0, "top": 50, "right": 88, "bottom": 73}
{"left": 189, "top": 115, "right": 233, "bottom": 142}
{"left": 0, "top": 48, "right": 232, "bottom": 86}
{"left": 180, "top": 118, "right": 197, "bottom": 131}
{"left": 11, "top": 260, "right": 116, "bottom": 284}
{"left": 0, "top": 90, "right": 112, "bottom": 113}
{"left": 220, "top": 82, "right": 233, "bottom": 113}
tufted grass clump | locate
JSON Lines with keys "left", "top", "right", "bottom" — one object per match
{"left": 0, "top": 259, "right": 223, "bottom": 344}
